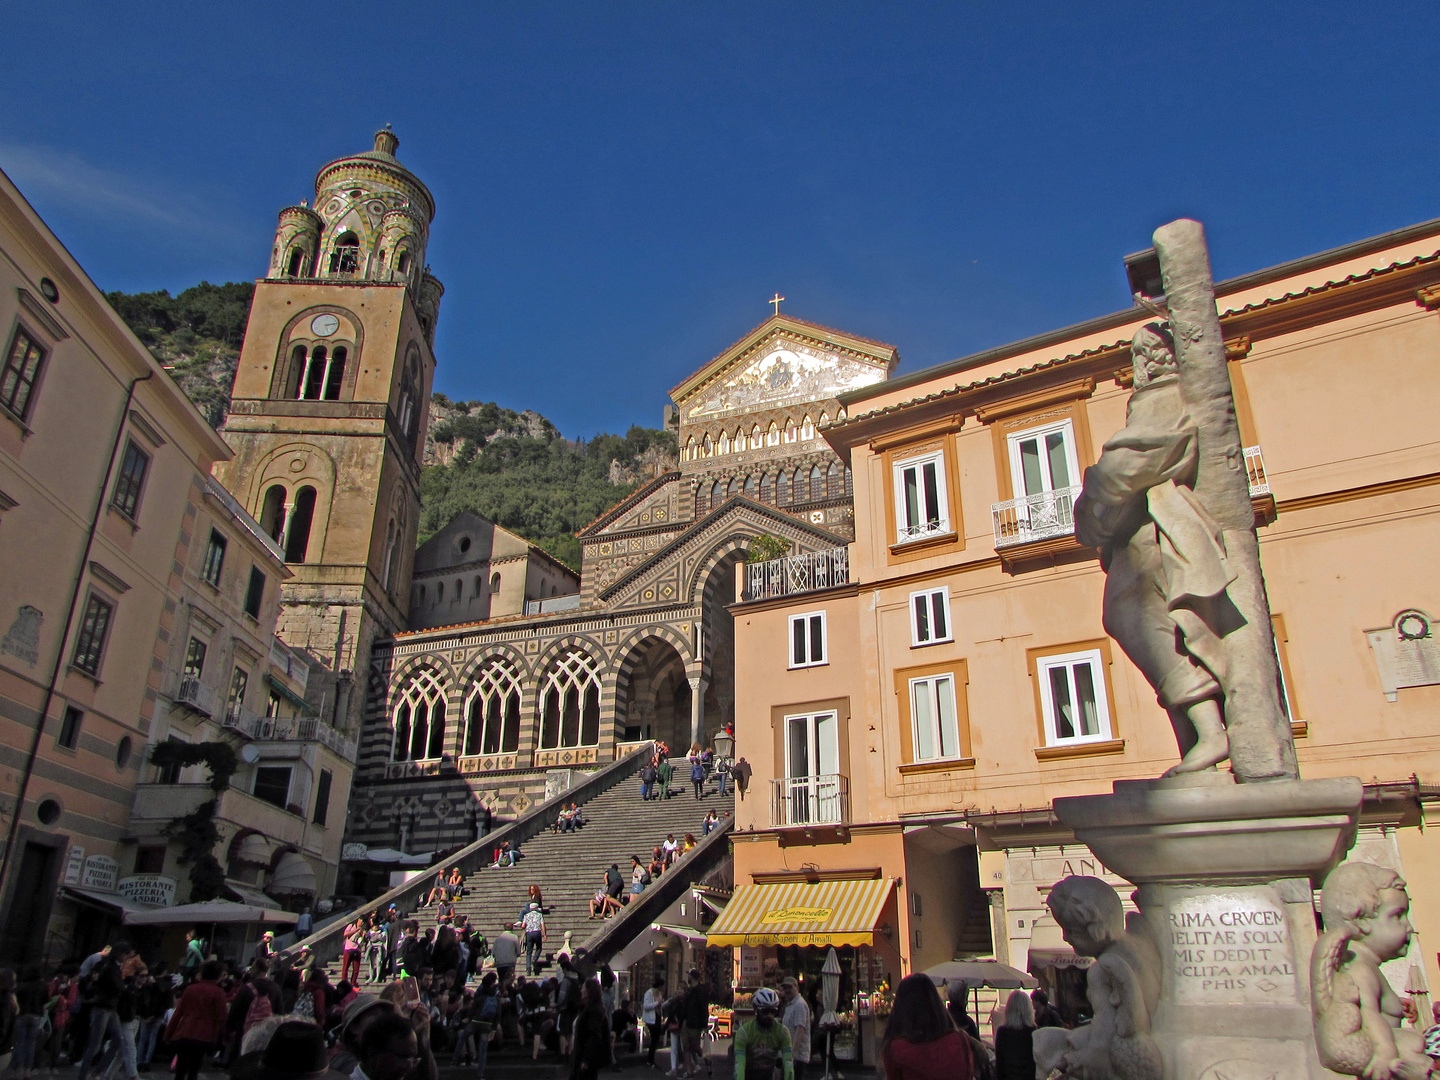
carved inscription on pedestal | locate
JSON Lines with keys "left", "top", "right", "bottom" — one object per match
{"left": 1168, "top": 888, "right": 1297, "bottom": 1003}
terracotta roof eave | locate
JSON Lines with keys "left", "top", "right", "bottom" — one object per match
{"left": 843, "top": 217, "right": 1440, "bottom": 407}
{"left": 829, "top": 340, "right": 1130, "bottom": 437}
{"left": 669, "top": 315, "right": 898, "bottom": 403}
{"left": 834, "top": 246, "right": 1440, "bottom": 432}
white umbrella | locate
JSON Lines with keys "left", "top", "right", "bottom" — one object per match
{"left": 820, "top": 947, "right": 842, "bottom": 1080}
{"left": 122, "top": 899, "right": 298, "bottom": 926}
{"left": 923, "top": 960, "right": 1036, "bottom": 989}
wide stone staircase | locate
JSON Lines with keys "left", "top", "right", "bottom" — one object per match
{"left": 317, "top": 757, "right": 733, "bottom": 982}
{"left": 444, "top": 772, "right": 733, "bottom": 961}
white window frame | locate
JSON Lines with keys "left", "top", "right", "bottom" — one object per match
{"left": 908, "top": 673, "right": 962, "bottom": 762}
{"left": 1036, "top": 647, "right": 1112, "bottom": 746}
{"left": 781, "top": 709, "right": 843, "bottom": 825}
{"left": 1006, "top": 419, "right": 1080, "bottom": 498}
{"left": 910, "top": 588, "right": 952, "bottom": 647}
{"left": 892, "top": 450, "right": 950, "bottom": 544}
{"left": 788, "top": 611, "right": 827, "bottom": 669}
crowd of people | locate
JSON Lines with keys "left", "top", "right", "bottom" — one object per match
{"left": 638, "top": 739, "right": 750, "bottom": 804}
{"left": 0, "top": 737, "right": 764, "bottom": 1080}
{"left": 0, "top": 932, "right": 704, "bottom": 1080}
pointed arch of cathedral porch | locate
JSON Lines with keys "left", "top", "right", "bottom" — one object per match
{"left": 529, "top": 632, "right": 613, "bottom": 769}
{"left": 612, "top": 624, "right": 695, "bottom": 750}
{"left": 373, "top": 651, "right": 457, "bottom": 780}
{"left": 452, "top": 644, "right": 532, "bottom": 774}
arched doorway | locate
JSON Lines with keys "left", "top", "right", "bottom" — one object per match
{"left": 616, "top": 637, "right": 690, "bottom": 749}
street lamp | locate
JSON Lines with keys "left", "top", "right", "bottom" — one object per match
{"left": 714, "top": 731, "right": 734, "bottom": 761}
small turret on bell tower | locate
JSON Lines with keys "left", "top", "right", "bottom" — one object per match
{"left": 214, "top": 128, "right": 444, "bottom": 735}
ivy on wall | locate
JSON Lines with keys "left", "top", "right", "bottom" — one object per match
{"left": 149, "top": 741, "right": 239, "bottom": 901}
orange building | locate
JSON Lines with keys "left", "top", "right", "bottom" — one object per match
{"left": 724, "top": 218, "right": 1440, "bottom": 1026}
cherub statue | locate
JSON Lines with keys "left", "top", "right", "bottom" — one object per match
{"left": 1075, "top": 322, "right": 1239, "bottom": 776}
{"left": 1312, "top": 862, "right": 1429, "bottom": 1080}
{"left": 1046, "top": 876, "right": 1163, "bottom": 1080}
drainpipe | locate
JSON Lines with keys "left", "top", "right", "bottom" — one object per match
{"left": 0, "top": 372, "right": 153, "bottom": 902}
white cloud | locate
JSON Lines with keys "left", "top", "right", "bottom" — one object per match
{"left": 0, "top": 141, "right": 247, "bottom": 246}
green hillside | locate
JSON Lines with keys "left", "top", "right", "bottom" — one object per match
{"left": 106, "top": 283, "right": 676, "bottom": 570}
{"left": 422, "top": 404, "right": 676, "bottom": 568}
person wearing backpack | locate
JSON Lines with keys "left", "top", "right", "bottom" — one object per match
{"left": 690, "top": 758, "right": 707, "bottom": 799}
{"left": 520, "top": 905, "right": 546, "bottom": 976}
{"left": 639, "top": 761, "right": 657, "bottom": 802}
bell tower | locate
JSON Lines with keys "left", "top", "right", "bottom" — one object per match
{"left": 214, "top": 127, "right": 444, "bottom": 734}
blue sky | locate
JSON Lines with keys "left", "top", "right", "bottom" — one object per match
{"left": 3, "top": 3, "right": 1436, "bottom": 439}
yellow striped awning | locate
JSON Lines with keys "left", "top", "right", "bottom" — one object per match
{"left": 706, "top": 878, "right": 896, "bottom": 948}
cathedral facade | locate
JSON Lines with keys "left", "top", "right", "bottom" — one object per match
{"left": 212, "top": 128, "right": 899, "bottom": 878}
{"left": 342, "top": 316, "right": 896, "bottom": 866}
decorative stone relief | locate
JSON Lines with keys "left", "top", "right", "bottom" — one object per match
{"left": 1365, "top": 610, "right": 1440, "bottom": 701}
{"left": 1, "top": 605, "right": 42, "bottom": 666}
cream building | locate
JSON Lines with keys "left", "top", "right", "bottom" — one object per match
{"left": 123, "top": 473, "right": 357, "bottom": 961}
{"left": 407, "top": 512, "right": 580, "bottom": 631}
{"left": 0, "top": 166, "right": 235, "bottom": 963}
{"left": 725, "top": 216, "right": 1440, "bottom": 1022}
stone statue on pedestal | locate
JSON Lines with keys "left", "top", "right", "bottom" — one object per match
{"left": 1047, "top": 876, "right": 1163, "bottom": 1080}
{"left": 1311, "top": 863, "right": 1430, "bottom": 1080}
{"left": 1075, "top": 219, "right": 1298, "bottom": 783}
{"left": 1075, "top": 323, "right": 1239, "bottom": 775}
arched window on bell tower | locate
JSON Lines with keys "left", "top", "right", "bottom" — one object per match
{"left": 397, "top": 354, "right": 422, "bottom": 453}
{"left": 260, "top": 485, "right": 287, "bottom": 544}
{"left": 284, "top": 487, "right": 317, "bottom": 563}
{"left": 329, "top": 232, "right": 360, "bottom": 276}
{"left": 286, "top": 248, "right": 305, "bottom": 276}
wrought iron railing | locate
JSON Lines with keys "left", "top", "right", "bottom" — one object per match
{"left": 222, "top": 711, "right": 357, "bottom": 762}
{"left": 1244, "top": 445, "right": 1269, "bottom": 496}
{"left": 896, "top": 518, "right": 950, "bottom": 543}
{"left": 992, "top": 484, "right": 1083, "bottom": 548}
{"left": 745, "top": 546, "right": 849, "bottom": 601}
{"left": 770, "top": 774, "right": 849, "bottom": 828}
{"left": 173, "top": 675, "right": 218, "bottom": 718}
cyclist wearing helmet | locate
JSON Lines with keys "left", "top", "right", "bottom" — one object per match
{"left": 735, "top": 987, "right": 794, "bottom": 1080}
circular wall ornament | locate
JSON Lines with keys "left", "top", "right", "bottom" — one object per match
{"left": 38, "top": 278, "right": 60, "bottom": 303}
{"left": 37, "top": 798, "right": 61, "bottom": 825}
{"left": 310, "top": 313, "right": 340, "bottom": 337}
{"left": 1397, "top": 611, "right": 1431, "bottom": 641}
{"left": 289, "top": 456, "right": 306, "bottom": 473}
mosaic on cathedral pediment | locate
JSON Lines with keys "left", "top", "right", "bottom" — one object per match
{"left": 682, "top": 337, "right": 886, "bottom": 421}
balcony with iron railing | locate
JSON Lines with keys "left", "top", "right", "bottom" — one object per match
{"left": 770, "top": 773, "right": 850, "bottom": 828}
{"left": 992, "top": 485, "right": 1083, "bottom": 550}
{"left": 221, "top": 710, "right": 357, "bottom": 763}
{"left": 744, "top": 545, "right": 849, "bottom": 602}
{"left": 991, "top": 445, "right": 1275, "bottom": 553}
{"left": 172, "top": 675, "right": 219, "bottom": 718}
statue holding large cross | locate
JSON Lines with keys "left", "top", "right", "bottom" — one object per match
{"left": 1074, "top": 219, "right": 1299, "bottom": 783}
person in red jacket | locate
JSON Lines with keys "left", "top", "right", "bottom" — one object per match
{"left": 164, "top": 961, "right": 228, "bottom": 1080}
{"left": 880, "top": 974, "right": 973, "bottom": 1080}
